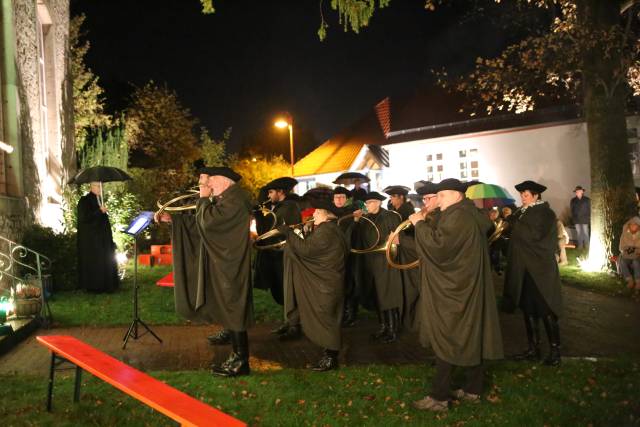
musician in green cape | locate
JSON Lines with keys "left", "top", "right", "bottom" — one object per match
{"left": 411, "top": 178, "right": 503, "bottom": 412}
{"left": 279, "top": 198, "right": 349, "bottom": 371}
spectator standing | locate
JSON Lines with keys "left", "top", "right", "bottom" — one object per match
{"left": 570, "top": 186, "right": 591, "bottom": 249}
{"left": 618, "top": 217, "right": 640, "bottom": 292}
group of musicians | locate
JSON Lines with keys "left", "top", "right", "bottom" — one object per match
{"left": 161, "top": 166, "right": 563, "bottom": 412}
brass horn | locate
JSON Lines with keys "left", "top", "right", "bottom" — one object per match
{"left": 385, "top": 219, "right": 419, "bottom": 270}
{"left": 488, "top": 219, "right": 508, "bottom": 244}
{"left": 338, "top": 213, "right": 382, "bottom": 254}
{"left": 254, "top": 218, "right": 315, "bottom": 250}
{"left": 154, "top": 189, "right": 199, "bottom": 222}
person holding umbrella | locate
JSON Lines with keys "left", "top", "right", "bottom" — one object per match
{"left": 72, "top": 166, "right": 132, "bottom": 293}
{"left": 76, "top": 181, "right": 120, "bottom": 293}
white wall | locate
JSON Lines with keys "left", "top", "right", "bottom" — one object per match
{"left": 382, "top": 121, "right": 591, "bottom": 220}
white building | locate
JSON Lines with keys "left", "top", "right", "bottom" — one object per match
{"left": 294, "top": 88, "right": 640, "bottom": 221}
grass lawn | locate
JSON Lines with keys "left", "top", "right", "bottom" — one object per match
{"left": 559, "top": 248, "right": 636, "bottom": 297}
{"left": 48, "top": 264, "right": 283, "bottom": 327}
{"left": 1, "top": 359, "right": 638, "bottom": 426}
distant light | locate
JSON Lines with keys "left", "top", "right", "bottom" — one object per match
{"left": 0, "top": 141, "right": 14, "bottom": 153}
{"left": 252, "top": 157, "right": 257, "bottom": 162}
{"left": 577, "top": 233, "right": 607, "bottom": 272}
{"left": 274, "top": 119, "right": 289, "bottom": 129}
{"left": 116, "top": 252, "right": 128, "bottom": 265}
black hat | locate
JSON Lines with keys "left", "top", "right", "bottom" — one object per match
{"left": 364, "top": 191, "right": 386, "bottom": 201}
{"left": 515, "top": 180, "right": 547, "bottom": 194}
{"left": 198, "top": 166, "right": 242, "bottom": 182}
{"left": 574, "top": 185, "right": 585, "bottom": 192}
{"left": 414, "top": 180, "right": 438, "bottom": 196}
{"left": 332, "top": 186, "right": 351, "bottom": 197}
{"left": 310, "top": 198, "right": 341, "bottom": 216}
{"left": 435, "top": 178, "right": 471, "bottom": 193}
{"left": 264, "top": 177, "right": 298, "bottom": 192}
{"left": 383, "top": 185, "right": 410, "bottom": 196}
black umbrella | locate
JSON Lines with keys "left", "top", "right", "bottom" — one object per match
{"left": 68, "top": 166, "right": 132, "bottom": 206}
{"left": 333, "top": 172, "right": 370, "bottom": 185}
{"left": 68, "top": 166, "right": 132, "bottom": 185}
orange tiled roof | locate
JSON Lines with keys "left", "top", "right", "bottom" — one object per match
{"left": 294, "top": 105, "right": 387, "bottom": 177}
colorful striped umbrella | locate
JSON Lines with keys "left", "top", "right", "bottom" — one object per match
{"left": 466, "top": 183, "right": 515, "bottom": 209}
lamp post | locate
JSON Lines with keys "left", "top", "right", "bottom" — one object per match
{"left": 274, "top": 114, "right": 294, "bottom": 176}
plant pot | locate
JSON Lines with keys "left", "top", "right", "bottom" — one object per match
{"left": 14, "top": 298, "right": 42, "bottom": 318}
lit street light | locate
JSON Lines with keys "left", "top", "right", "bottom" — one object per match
{"left": 274, "top": 114, "right": 294, "bottom": 176}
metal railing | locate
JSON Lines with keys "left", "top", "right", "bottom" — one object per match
{"left": 0, "top": 236, "right": 52, "bottom": 327}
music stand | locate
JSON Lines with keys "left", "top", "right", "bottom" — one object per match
{"left": 122, "top": 211, "right": 162, "bottom": 349}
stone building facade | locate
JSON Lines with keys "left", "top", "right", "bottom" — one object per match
{"left": 0, "top": 0, "right": 74, "bottom": 241}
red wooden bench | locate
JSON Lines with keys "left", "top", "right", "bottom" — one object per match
{"left": 37, "top": 335, "right": 245, "bottom": 427}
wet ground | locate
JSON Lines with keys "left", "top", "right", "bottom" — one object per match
{"left": 1, "top": 281, "right": 639, "bottom": 375}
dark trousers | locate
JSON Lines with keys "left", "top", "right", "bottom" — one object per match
{"left": 430, "top": 357, "right": 484, "bottom": 401}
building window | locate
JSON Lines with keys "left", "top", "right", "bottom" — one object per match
{"left": 426, "top": 152, "right": 444, "bottom": 182}
{"left": 459, "top": 148, "right": 479, "bottom": 181}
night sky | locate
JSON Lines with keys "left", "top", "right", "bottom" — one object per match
{"left": 70, "top": 0, "right": 510, "bottom": 155}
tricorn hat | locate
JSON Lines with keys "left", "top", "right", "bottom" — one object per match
{"left": 332, "top": 186, "right": 351, "bottom": 197}
{"left": 435, "top": 178, "right": 471, "bottom": 193}
{"left": 515, "top": 180, "right": 547, "bottom": 194}
{"left": 414, "top": 180, "right": 439, "bottom": 196}
{"left": 364, "top": 191, "right": 386, "bottom": 201}
{"left": 383, "top": 185, "right": 410, "bottom": 196}
{"left": 264, "top": 177, "right": 298, "bottom": 192}
{"left": 198, "top": 166, "right": 242, "bottom": 182}
{"left": 310, "top": 198, "right": 341, "bottom": 216}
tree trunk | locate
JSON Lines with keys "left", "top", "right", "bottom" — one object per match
{"left": 579, "top": 0, "right": 636, "bottom": 269}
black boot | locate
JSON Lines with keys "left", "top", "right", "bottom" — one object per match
{"left": 370, "top": 310, "right": 390, "bottom": 342}
{"left": 310, "top": 349, "right": 339, "bottom": 372}
{"left": 542, "top": 314, "right": 561, "bottom": 366}
{"left": 513, "top": 315, "right": 541, "bottom": 361}
{"left": 270, "top": 322, "right": 290, "bottom": 335}
{"left": 207, "top": 329, "right": 231, "bottom": 346}
{"left": 212, "top": 331, "right": 251, "bottom": 377}
{"left": 278, "top": 324, "right": 302, "bottom": 341}
{"left": 381, "top": 308, "right": 399, "bottom": 344}
{"left": 343, "top": 302, "right": 358, "bottom": 328}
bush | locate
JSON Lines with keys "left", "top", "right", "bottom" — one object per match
{"left": 21, "top": 225, "right": 78, "bottom": 291}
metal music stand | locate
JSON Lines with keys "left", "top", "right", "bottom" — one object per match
{"left": 122, "top": 211, "right": 162, "bottom": 349}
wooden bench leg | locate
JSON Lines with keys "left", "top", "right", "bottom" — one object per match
{"left": 47, "top": 352, "right": 55, "bottom": 412}
{"left": 74, "top": 366, "right": 83, "bottom": 402}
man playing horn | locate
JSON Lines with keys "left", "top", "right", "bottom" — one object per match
{"left": 353, "top": 191, "right": 402, "bottom": 343}
{"left": 278, "top": 199, "right": 349, "bottom": 371}
{"left": 256, "top": 177, "right": 303, "bottom": 341}
{"left": 332, "top": 186, "right": 361, "bottom": 327}
{"left": 411, "top": 178, "right": 503, "bottom": 412}
{"left": 198, "top": 167, "right": 254, "bottom": 377}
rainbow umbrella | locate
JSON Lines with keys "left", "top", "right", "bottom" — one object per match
{"left": 466, "top": 183, "right": 515, "bottom": 209}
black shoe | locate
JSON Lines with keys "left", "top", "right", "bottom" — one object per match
{"left": 310, "top": 350, "right": 339, "bottom": 372}
{"left": 542, "top": 344, "right": 561, "bottom": 366}
{"left": 211, "top": 354, "right": 250, "bottom": 377}
{"left": 512, "top": 345, "right": 541, "bottom": 361}
{"left": 278, "top": 324, "right": 302, "bottom": 341}
{"left": 207, "top": 329, "right": 231, "bottom": 346}
{"left": 212, "top": 331, "right": 251, "bottom": 377}
{"left": 271, "top": 323, "right": 290, "bottom": 335}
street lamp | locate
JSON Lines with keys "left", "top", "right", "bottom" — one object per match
{"left": 274, "top": 114, "right": 294, "bottom": 176}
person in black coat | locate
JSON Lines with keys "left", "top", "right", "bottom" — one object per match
{"left": 504, "top": 180, "right": 563, "bottom": 366}
{"left": 77, "top": 182, "right": 119, "bottom": 293}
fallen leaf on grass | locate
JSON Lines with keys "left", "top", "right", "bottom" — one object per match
{"left": 487, "top": 393, "right": 501, "bottom": 404}
{"left": 363, "top": 395, "right": 376, "bottom": 401}
{"left": 274, "top": 398, "right": 281, "bottom": 406}
{"left": 298, "top": 399, "right": 306, "bottom": 405}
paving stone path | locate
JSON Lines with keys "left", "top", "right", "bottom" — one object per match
{"left": 1, "top": 283, "right": 638, "bottom": 376}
